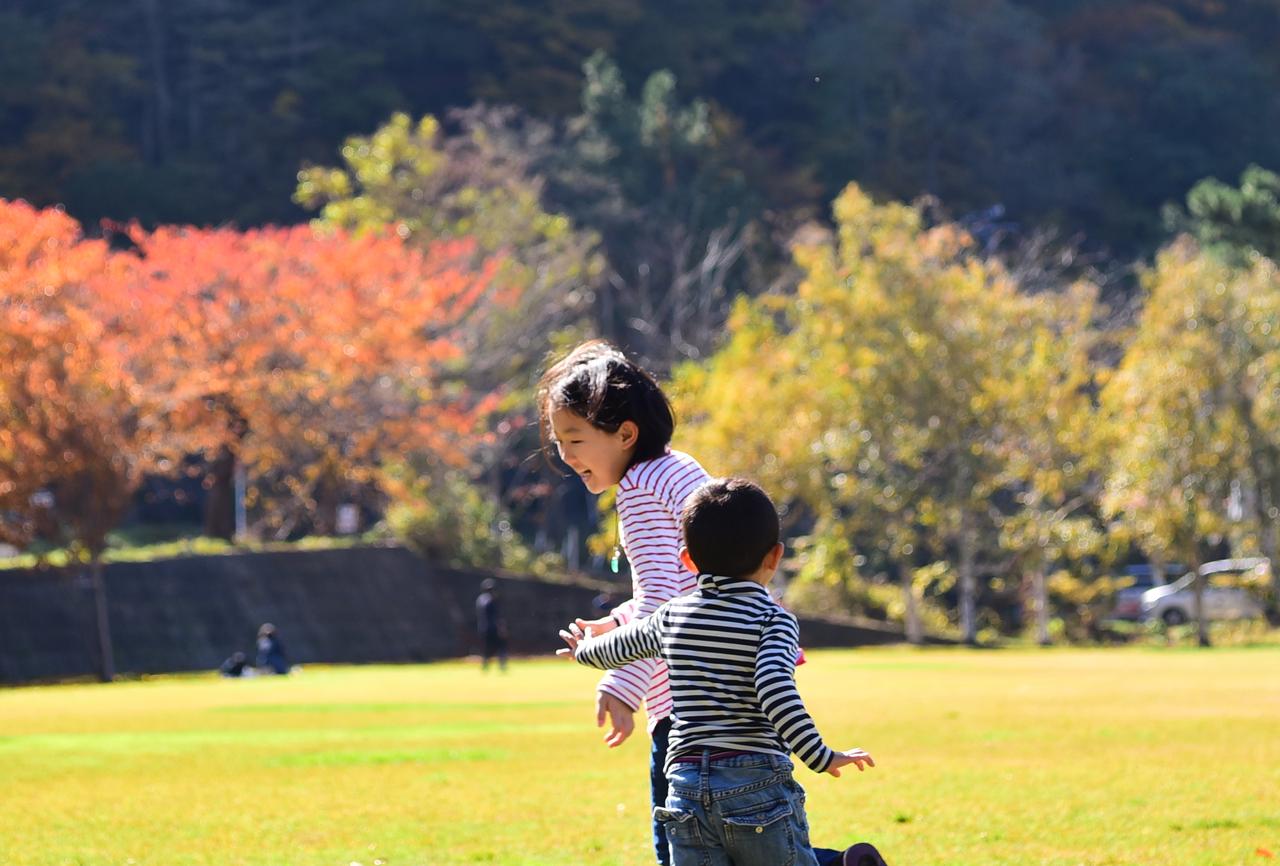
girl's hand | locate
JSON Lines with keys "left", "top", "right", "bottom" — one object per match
{"left": 826, "top": 748, "right": 875, "bottom": 777}
{"left": 596, "top": 690, "right": 635, "bottom": 748}
{"left": 575, "top": 615, "right": 617, "bottom": 636}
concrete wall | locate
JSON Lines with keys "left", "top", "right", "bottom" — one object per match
{"left": 0, "top": 545, "right": 920, "bottom": 685}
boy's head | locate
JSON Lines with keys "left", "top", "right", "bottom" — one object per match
{"left": 680, "top": 478, "right": 782, "bottom": 581}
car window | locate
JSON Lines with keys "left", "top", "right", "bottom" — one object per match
{"left": 1122, "top": 564, "right": 1187, "bottom": 587}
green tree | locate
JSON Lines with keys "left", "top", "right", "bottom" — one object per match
{"left": 0, "top": 9, "right": 138, "bottom": 210}
{"left": 1164, "top": 165, "right": 1280, "bottom": 265}
{"left": 554, "top": 52, "right": 784, "bottom": 365}
{"left": 803, "top": 1, "right": 1068, "bottom": 224}
{"left": 1040, "top": 1, "right": 1280, "bottom": 250}
{"left": 296, "top": 109, "right": 602, "bottom": 388}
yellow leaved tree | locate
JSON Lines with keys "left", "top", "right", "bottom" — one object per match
{"left": 1102, "top": 240, "right": 1280, "bottom": 644}
{"left": 677, "top": 184, "right": 1104, "bottom": 643}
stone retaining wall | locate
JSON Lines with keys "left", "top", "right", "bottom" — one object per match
{"left": 0, "top": 545, "right": 922, "bottom": 684}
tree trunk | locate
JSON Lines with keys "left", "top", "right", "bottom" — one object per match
{"left": 314, "top": 463, "right": 340, "bottom": 536}
{"left": 600, "top": 273, "right": 618, "bottom": 341}
{"left": 1240, "top": 407, "right": 1279, "bottom": 615}
{"left": 959, "top": 522, "right": 978, "bottom": 645}
{"left": 204, "top": 445, "right": 236, "bottom": 540}
{"left": 233, "top": 458, "right": 248, "bottom": 539}
{"left": 901, "top": 564, "right": 923, "bottom": 645}
{"left": 141, "top": 0, "right": 172, "bottom": 163}
{"left": 1032, "top": 566, "right": 1050, "bottom": 646}
{"left": 90, "top": 557, "right": 116, "bottom": 682}
{"left": 1263, "top": 529, "right": 1279, "bottom": 621}
{"left": 1255, "top": 477, "right": 1280, "bottom": 616}
{"left": 1192, "top": 563, "right": 1210, "bottom": 648}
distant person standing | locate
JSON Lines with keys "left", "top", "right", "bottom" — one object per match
{"left": 476, "top": 578, "right": 508, "bottom": 671}
{"left": 256, "top": 623, "right": 289, "bottom": 674}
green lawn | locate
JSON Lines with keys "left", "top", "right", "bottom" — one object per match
{"left": 1, "top": 648, "right": 1277, "bottom": 866}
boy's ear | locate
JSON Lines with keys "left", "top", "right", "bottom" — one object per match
{"left": 763, "top": 542, "right": 784, "bottom": 571}
{"left": 679, "top": 547, "right": 699, "bottom": 575}
{"left": 617, "top": 420, "right": 639, "bottom": 450}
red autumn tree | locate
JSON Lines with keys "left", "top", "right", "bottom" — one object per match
{"left": 108, "top": 223, "right": 508, "bottom": 538}
{"left": 2, "top": 200, "right": 512, "bottom": 677}
{"left": 0, "top": 199, "right": 158, "bottom": 681}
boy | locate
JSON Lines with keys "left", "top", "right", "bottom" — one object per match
{"left": 560, "top": 478, "right": 887, "bottom": 866}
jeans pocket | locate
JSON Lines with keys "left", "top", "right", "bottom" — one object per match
{"left": 786, "top": 779, "right": 811, "bottom": 838}
{"left": 721, "top": 799, "right": 797, "bottom": 866}
{"left": 654, "top": 806, "right": 703, "bottom": 847}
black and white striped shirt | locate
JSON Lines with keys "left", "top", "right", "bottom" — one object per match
{"left": 575, "top": 572, "right": 836, "bottom": 776}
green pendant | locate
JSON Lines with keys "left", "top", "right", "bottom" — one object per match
{"left": 610, "top": 546, "right": 621, "bottom": 574}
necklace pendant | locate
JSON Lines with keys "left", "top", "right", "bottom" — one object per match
{"left": 610, "top": 546, "right": 621, "bottom": 574}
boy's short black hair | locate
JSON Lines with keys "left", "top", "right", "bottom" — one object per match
{"left": 680, "top": 478, "right": 780, "bottom": 578}
{"left": 537, "top": 340, "right": 675, "bottom": 466}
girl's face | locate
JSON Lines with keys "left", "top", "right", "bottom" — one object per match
{"left": 549, "top": 407, "right": 638, "bottom": 494}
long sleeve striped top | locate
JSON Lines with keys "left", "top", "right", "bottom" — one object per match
{"left": 575, "top": 572, "right": 837, "bottom": 776}
{"left": 595, "top": 450, "right": 709, "bottom": 726}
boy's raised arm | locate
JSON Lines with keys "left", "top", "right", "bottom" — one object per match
{"left": 562, "top": 608, "right": 665, "bottom": 671}
{"left": 754, "top": 612, "right": 838, "bottom": 774}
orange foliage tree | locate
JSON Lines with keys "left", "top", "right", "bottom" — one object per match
{"left": 108, "top": 223, "right": 508, "bottom": 539}
{"left": 0, "top": 199, "right": 159, "bottom": 680}
{"left": 3, "top": 200, "right": 511, "bottom": 677}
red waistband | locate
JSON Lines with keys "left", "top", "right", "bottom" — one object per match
{"left": 670, "top": 749, "right": 753, "bottom": 764}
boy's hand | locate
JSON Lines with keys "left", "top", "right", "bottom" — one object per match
{"left": 556, "top": 629, "right": 579, "bottom": 657}
{"left": 596, "top": 690, "right": 635, "bottom": 748}
{"left": 556, "top": 621, "right": 594, "bottom": 658}
{"left": 826, "top": 748, "right": 875, "bottom": 777}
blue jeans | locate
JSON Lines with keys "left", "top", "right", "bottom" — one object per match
{"left": 650, "top": 729, "right": 843, "bottom": 866}
{"left": 655, "top": 751, "right": 842, "bottom": 866}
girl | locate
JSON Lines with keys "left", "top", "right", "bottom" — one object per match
{"left": 539, "top": 340, "right": 706, "bottom": 866}
{"left": 539, "top": 340, "right": 857, "bottom": 866}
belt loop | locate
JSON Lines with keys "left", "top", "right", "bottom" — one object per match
{"left": 699, "top": 750, "right": 711, "bottom": 807}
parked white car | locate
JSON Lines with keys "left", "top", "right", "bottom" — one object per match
{"left": 1110, "top": 563, "right": 1187, "bottom": 621}
{"left": 1139, "top": 558, "right": 1269, "bottom": 625}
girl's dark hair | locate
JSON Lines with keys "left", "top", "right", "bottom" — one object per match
{"left": 537, "top": 340, "right": 675, "bottom": 467}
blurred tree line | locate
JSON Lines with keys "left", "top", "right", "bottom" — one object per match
{"left": 4, "top": 0, "right": 1280, "bottom": 254}
{"left": 5, "top": 0, "right": 1280, "bottom": 653}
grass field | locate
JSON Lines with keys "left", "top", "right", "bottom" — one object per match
{"left": 1, "top": 648, "right": 1277, "bottom": 866}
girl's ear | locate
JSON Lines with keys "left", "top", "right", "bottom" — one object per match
{"left": 617, "top": 420, "right": 640, "bottom": 451}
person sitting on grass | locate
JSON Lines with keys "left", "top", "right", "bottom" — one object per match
{"left": 219, "top": 651, "right": 249, "bottom": 678}
{"left": 560, "top": 477, "right": 889, "bottom": 866}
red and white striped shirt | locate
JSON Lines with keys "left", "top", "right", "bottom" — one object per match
{"left": 597, "top": 449, "right": 710, "bottom": 728}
